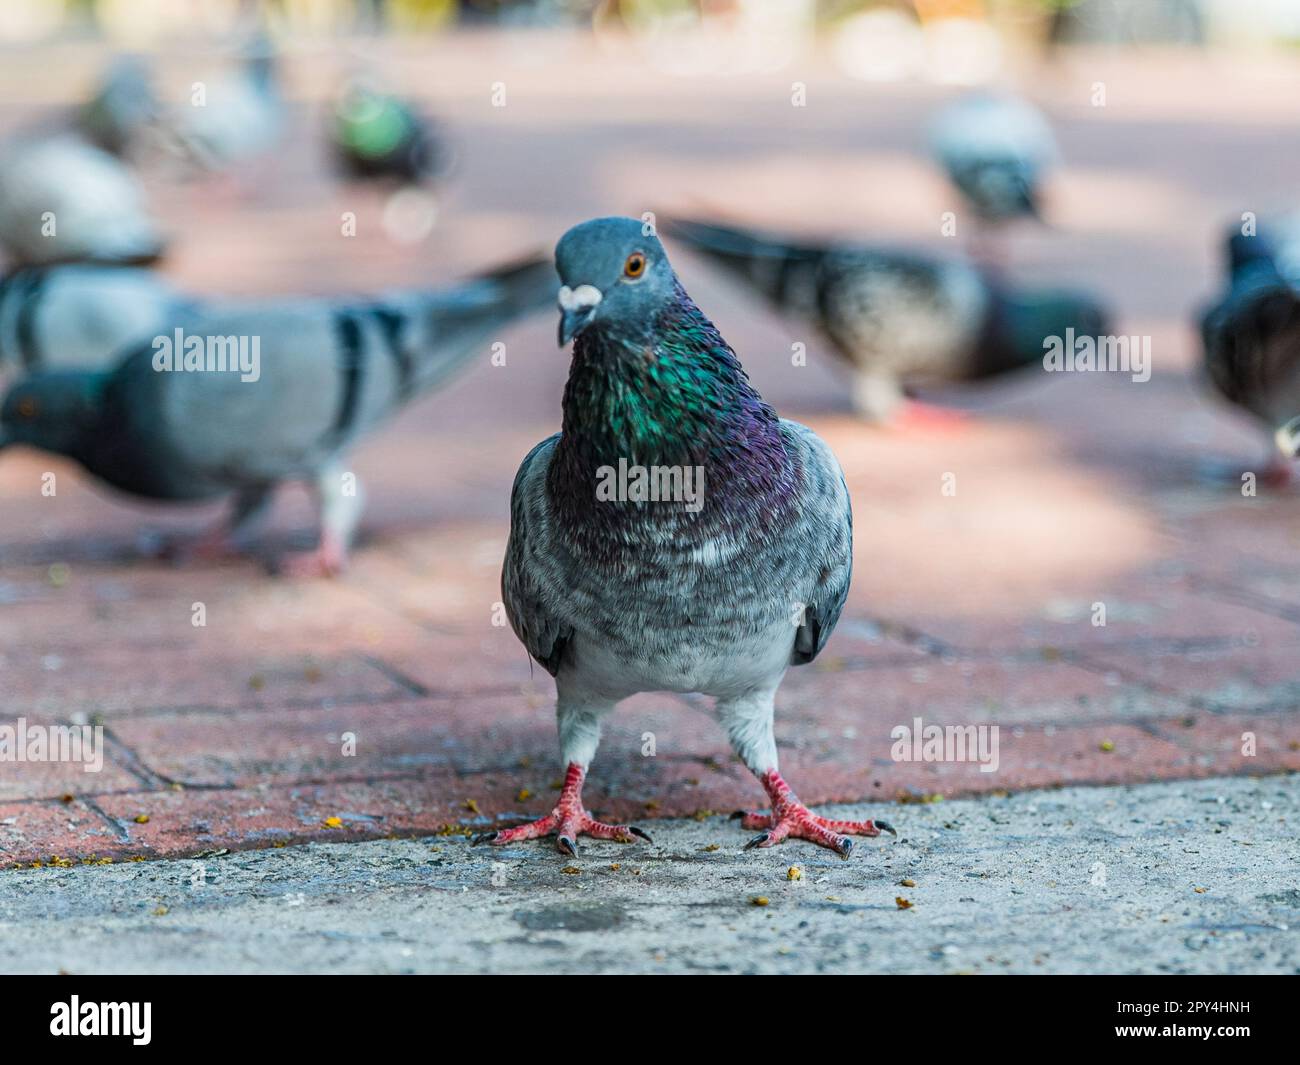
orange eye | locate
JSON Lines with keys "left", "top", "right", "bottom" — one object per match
{"left": 623, "top": 252, "right": 647, "bottom": 279}
{"left": 17, "top": 397, "right": 37, "bottom": 419}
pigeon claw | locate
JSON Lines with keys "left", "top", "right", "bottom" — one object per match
{"left": 479, "top": 808, "right": 652, "bottom": 857}
{"left": 470, "top": 831, "right": 499, "bottom": 846}
{"left": 738, "top": 775, "right": 895, "bottom": 858}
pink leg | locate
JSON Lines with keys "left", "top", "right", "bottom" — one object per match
{"left": 277, "top": 529, "right": 348, "bottom": 578}
{"left": 472, "top": 762, "right": 652, "bottom": 857}
{"left": 734, "top": 769, "right": 895, "bottom": 860}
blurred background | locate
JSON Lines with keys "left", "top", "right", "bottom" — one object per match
{"left": 1, "top": 1, "right": 1299, "bottom": 861}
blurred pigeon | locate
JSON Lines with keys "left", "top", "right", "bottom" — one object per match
{"left": 170, "top": 36, "right": 283, "bottom": 175}
{"left": 76, "top": 55, "right": 162, "bottom": 159}
{"left": 1201, "top": 228, "right": 1300, "bottom": 485}
{"left": 0, "top": 136, "right": 167, "bottom": 266}
{"left": 330, "top": 79, "right": 448, "bottom": 188}
{"left": 664, "top": 216, "right": 1109, "bottom": 422}
{"left": 477, "top": 216, "right": 893, "bottom": 858}
{"left": 0, "top": 264, "right": 184, "bottom": 375}
{"left": 930, "top": 92, "right": 1058, "bottom": 224}
{"left": 0, "top": 255, "right": 554, "bottom": 574}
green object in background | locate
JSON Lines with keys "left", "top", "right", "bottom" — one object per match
{"left": 338, "top": 96, "right": 412, "bottom": 159}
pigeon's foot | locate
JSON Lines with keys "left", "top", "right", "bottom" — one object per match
{"left": 276, "top": 534, "right": 348, "bottom": 578}
{"left": 888, "top": 401, "right": 969, "bottom": 433}
{"left": 471, "top": 762, "right": 652, "bottom": 857}
{"left": 736, "top": 769, "right": 896, "bottom": 860}
{"left": 139, "top": 527, "right": 241, "bottom": 564}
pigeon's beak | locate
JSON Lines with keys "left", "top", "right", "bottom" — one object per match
{"left": 557, "top": 284, "right": 602, "bottom": 346}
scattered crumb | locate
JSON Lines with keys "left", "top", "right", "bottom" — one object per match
{"left": 561, "top": 865, "right": 580, "bottom": 875}
{"left": 608, "top": 863, "right": 620, "bottom": 871}
{"left": 787, "top": 866, "right": 803, "bottom": 881}
{"left": 462, "top": 799, "right": 480, "bottom": 814}
{"left": 152, "top": 906, "right": 168, "bottom": 916}
{"left": 896, "top": 897, "right": 914, "bottom": 910}
{"left": 322, "top": 816, "right": 343, "bottom": 829}
{"left": 133, "top": 814, "right": 150, "bottom": 825}
{"left": 644, "top": 800, "right": 660, "bottom": 811}
{"left": 1193, "top": 886, "right": 1209, "bottom": 894}
{"left": 515, "top": 788, "right": 532, "bottom": 802}
{"left": 701, "top": 843, "right": 720, "bottom": 852}
{"left": 692, "top": 808, "right": 714, "bottom": 821}
{"left": 60, "top": 794, "right": 74, "bottom": 804}
{"left": 900, "top": 878, "right": 916, "bottom": 887}
{"left": 1100, "top": 740, "right": 1115, "bottom": 752}
{"left": 752, "top": 896, "right": 770, "bottom": 907}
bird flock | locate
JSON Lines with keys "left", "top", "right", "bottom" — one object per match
{"left": 1, "top": 54, "right": 1296, "bottom": 857}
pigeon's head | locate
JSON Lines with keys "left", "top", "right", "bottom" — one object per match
{"left": 0, "top": 373, "right": 105, "bottom": 455}
{"left": 554, "top": 217, "right": 676, "bottom": 346}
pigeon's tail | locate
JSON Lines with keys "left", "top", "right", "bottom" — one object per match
{"left": 984, "top": 287, "right": 1113, "bottom": 377}
{"left": 395, "top": 252, "right": 555, "bottom": 398}
{"left": 662, "top": 217, "right": 825, "bottom": 315}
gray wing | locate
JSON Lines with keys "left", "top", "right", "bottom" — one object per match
{"left": 784, "top": 420, "right": 853, "bottom": 666}
{"left": 501, "top": 434, "right": 573, "bottom": 676}
{"left": 818, "top": 251, "right": 989, "bottom": 379}
{"left": 94, "top": 299, "right": 393, "bottom": 499}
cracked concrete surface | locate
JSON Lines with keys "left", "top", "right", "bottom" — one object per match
{"left": 1, "top": 773, "right": 1296, "bottom": 974}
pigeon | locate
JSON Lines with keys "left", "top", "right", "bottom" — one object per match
{"left": 664, "top": 216, "right": 1109, "bottom": 422}
{"left": 0, "top": 264, "right": 185, "bottom": 375}
{"left": 76, "top": 55, "right": 162, "bottom": 160}
{"left": 0, "top": 254, "right": 555, "bottom": 574}
{"left": 0, "top": 136, "right": 167, "bottom": 266}
{"left": 930, "top": 91, "right": 1058, "bottom": 225}
{"left": 169, "top": 36, "right": 284, "bottom": 176}
{"left": 1201, "top": 228, "right": 1300, "bottom": 485}
{"left": 330, "top": 79, "right": 448, "bottom": 189}
{"left": 476, "top": 216, "right": 893, "bottom": 858}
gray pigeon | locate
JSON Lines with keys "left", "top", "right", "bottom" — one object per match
{"left": 169, "top": 37, "right": 283, "bottom": 176}
{"left": 477, "top": 216, "right": 893, "bottom": 858}
{"left": 0, "top": 255, "right": 554, "bottom": 574}
{"left": 76, "top": 55, "right": 162, "bottom": 160}
{"left": 1201, "top": 228, "right": 1300, "bottom": 485}
{"left": 0, "top": 135, "right": 167, "bottom": 266}
{"left": 330, "top": 78, "right": 449, "bottom": 189}
{"left": 930, "top": 91, "right": 1058, "bottom": 224}
{"left": 0, "top": 264, "right": 185, "bottom": 374}
{"left": 665, "top": 216, "right": 1109, "bottom": 421}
